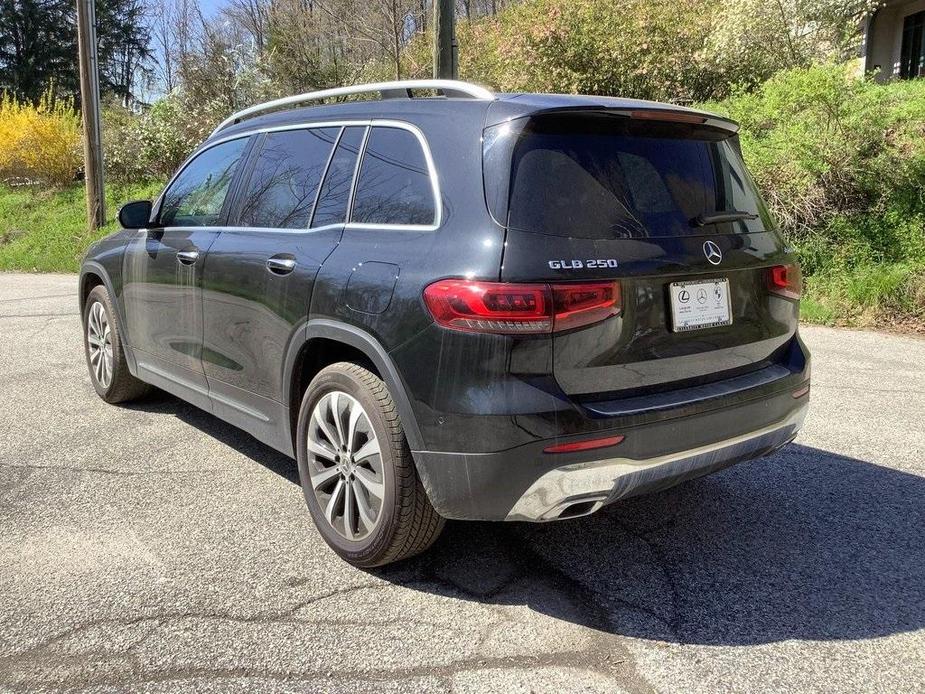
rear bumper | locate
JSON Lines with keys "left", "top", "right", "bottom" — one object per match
{"left": 413, "top": 383, "right": 809, "bottom": 521}
{"left": 505, "top": 404, "right": 805, "bottom": 521}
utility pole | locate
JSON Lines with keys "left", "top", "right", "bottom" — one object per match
{"left": 76, "top": 0, "right": 106, "bottom": 228}
{"left": 433, "top": 0, "right": 457, "bottom": 80}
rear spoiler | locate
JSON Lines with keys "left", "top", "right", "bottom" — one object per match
{"left": 488, "top": 103, "right": 740, "bottom": 135}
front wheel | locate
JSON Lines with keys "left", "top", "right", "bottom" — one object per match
{"left": 296, "top": 362, "right": 444, "bottom": 567}
{"left": 82, "top": 285, "right": 150, "bottom": 403}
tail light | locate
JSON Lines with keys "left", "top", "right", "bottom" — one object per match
{"left": 768, "top": 264, "right": 802, "bottom": 300}
{"left": 423, "top": 279, "right": 622, "bottom": 334}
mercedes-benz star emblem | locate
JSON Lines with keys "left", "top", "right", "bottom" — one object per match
{"left": 703, "top": 240, "right": 723, "bottom": 265}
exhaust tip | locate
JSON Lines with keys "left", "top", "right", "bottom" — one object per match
{"left": 541, "top": 496, "right": 607, "bottom": 521}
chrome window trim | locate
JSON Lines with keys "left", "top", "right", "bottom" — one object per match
{"left": 344, "top": 126, "right": 371, "bottom": 229}
{"left": 153, "top": 118, "right": 442, "bottom": 234}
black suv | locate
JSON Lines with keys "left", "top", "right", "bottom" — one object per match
{"left": 80, "top": 80, "right": 810, "bottom": 567}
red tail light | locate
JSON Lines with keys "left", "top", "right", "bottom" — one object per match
{"left": 423, "top": 280, "right": 622, "bottom": 334}
{"left": 768, "top": 264, "right": 802, "bottom": 300}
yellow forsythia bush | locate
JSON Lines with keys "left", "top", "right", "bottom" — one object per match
{"left": 0, "top": 89, "right": 81, "bottom": 187}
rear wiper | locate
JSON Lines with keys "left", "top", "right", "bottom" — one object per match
{"left": 691, "top": 210, "right": 759, "bottom": 227}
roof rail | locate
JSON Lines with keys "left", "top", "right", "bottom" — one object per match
{"left": 210, "top": 79, "right": 495, "bottom": 137}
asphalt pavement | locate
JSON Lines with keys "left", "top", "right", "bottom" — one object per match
{"left": 1, "top": 272, "right": 923, "bottom": 693}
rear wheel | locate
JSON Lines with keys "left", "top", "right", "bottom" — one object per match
{"left": 82, "top": 285, "right": 150, "bottom": 403}
{"left": 296, "top": 362, "right": 444, "bottom": 567}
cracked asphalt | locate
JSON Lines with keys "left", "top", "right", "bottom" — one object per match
{"left": 1, "top": 272, "right": 924, "bottom": 693}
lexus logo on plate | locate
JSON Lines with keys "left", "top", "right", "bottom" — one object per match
{"left": 703, "top": 240, "right": 723, "bottom": 265}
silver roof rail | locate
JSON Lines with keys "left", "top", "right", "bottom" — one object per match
{"left": 210, "top": 79, "right": 495, "bottom": 137}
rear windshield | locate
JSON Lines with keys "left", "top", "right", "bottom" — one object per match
{"left": 483, "top": 112, "right": 772, "bottom": 239}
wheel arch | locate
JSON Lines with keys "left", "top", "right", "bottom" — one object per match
{"left": 79, "top": 261, "right": 138, "bottom": 374}
{"left": 284, "top": 320, "right": 425, "bottom": 454}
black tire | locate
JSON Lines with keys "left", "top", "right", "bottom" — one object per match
{"left": 82, "top": 285, "right": 150, "bottom": 404}
{"left": 296, "top": 362, "right": 444, "bottom": 567}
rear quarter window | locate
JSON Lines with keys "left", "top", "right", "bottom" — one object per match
{"left": 351, "top": 127, "right": 436, "bottom": 227}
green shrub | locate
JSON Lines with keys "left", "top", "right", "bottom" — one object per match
{"left": 702, "top": 64, "right": 925, "bottom": 326}
{"left": 0, "top": 89, "right": 81, "bottom": 187}
{"left": 103, "top": 92, "right": 228, "bottom": 182}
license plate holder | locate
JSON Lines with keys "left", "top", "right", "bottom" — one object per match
{"left": 669, "top": 278, "right": 732, "bottom": 332}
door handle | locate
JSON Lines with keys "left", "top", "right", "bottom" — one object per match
{"left": 177, "top": 249, "right": 200, "bottom": 265}
{"left": 266, "top": 256, "right": 296, "bottom": 276}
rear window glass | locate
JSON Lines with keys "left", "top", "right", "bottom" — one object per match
{"left": 351, "top": 127, "right": 436, "bottom": 226}
{"left": 483, "top": 113, "right": 772, "bottom": 239}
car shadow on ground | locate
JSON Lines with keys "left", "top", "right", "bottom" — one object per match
{"left": 133, "top": 390, "right": 925, "bottom": 646}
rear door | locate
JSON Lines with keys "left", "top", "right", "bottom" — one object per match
{"left": 484, "top": 111, "right": 798, "bottom": 398}
{"left": 123, "top": 136, "right": 251, "bottom": 409}
{"left": 200, "top": 125, "right": 363, "bottom": 448}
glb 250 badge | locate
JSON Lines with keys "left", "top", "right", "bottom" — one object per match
{"left": 548, "top": 259, "right": 619, "bottom": 270}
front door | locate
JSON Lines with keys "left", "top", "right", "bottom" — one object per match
{"left": 122, "top": 136, "right": 251, "bottom": 409}
{"left": 200, "top": 125, "right": 365, "bottom": 451}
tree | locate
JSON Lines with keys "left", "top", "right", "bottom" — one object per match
{"left": 0, "top": 0, "right": 153, "bottom": 104}
{"left": 0, "top": 0, "right": 78, "bottom": 101}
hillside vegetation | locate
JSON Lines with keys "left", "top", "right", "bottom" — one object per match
{"left": 0, "top": 0, "right": 921, "bottom": 329}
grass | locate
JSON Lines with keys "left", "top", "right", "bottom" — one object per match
{"left": 0, "top": 181, "right": 163, "bottom": 272}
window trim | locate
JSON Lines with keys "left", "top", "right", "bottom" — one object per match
{"left": 152, "top": 119, "right": 442, "bottom": 234}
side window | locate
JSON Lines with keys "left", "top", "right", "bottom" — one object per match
{"left": 237, "top": 127, "right": 339, "bottom": 229}
{"left": 351, "top": 127, "right": 436, "bottom": 226}
{"left": 160, "top": 138, "right": 249, "bottom": 227}
{"left": 311, "top": 126, "right": 365, "bottom": 228}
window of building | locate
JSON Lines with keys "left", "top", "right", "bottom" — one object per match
{"left": 900, "top": 11, "right": 925, "bottom": 79}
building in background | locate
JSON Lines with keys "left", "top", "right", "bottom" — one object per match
{"left": 862, "top": 0, "right": 925, "bottom": 80}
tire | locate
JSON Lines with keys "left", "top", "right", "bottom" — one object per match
{"left": 82, "top": 285, "right": 150, "bottom": 404}
{"left": 296, "top": 362, "right": 445, "bottom": 568}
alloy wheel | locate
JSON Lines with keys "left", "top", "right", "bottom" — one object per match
{"left": 306, "top": 391, "right": 384, "bottom": 541}
{"left": 86, "top": 301, "right": 113, "bottom": 389}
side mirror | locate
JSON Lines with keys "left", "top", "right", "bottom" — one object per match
{"left": 118, "top": 200, "right": 153, "bottom": 229}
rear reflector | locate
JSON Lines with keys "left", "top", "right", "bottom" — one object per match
{"left": 544, "top": 435, "right": 625, "bottom": 454}
{"left": 423, "top": 279, "right": 621, "bottom": 334}
{"left": 768, "top": 264, "right": 802, "bottom": 300}
{"left": 792, "top": 384, "right": 810, "bottom": 398}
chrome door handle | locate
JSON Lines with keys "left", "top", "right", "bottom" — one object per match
{"left": 177, "top": 249, "right": 200, "bottom": 265}
{"left": 266, "top": 257, "right": 296, "bottom": 275}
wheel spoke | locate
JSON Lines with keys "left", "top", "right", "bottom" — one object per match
{"left": 353, "top": 466, "right": 384, "bottom": 501}
{"left": 331, "top": 392, "right": 346, "bottom": 449}
{"left": 307, "top": 438, "right": 337, "bottom": 462}
{"left": 87, "top": 334, "right": 102, "bottom": 347}
{"left": 352, "top": 479, "right": 377, "bottom": 531}
{"left": 309, "top": 464, "right": 340, "bottom": 489}
{"left": 353, "top": 436, "right": 380, "bottom": 463}
{"left": 343, "top": 480, "right": 355, "bottom": 539}
{"left": 313, "top": 407, "right": 339, "bottom": 448}
{"left": 346, "top": 404, "right": 362, "bottom": 454}
{"left": 324, "top": 478, "right": 345, "bottom": 525}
